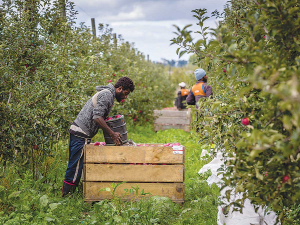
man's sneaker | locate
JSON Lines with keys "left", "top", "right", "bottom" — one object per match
{"left": 62, "top": 181, "right": 76, "bottom": 197}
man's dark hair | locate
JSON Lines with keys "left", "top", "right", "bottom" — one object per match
{"left": 114, "top": 77, "right": 135, "bottom": 92}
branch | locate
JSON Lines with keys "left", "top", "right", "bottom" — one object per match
{"left": 44, "top": 97, "right": 69, "bottom": 118}
{"left": 264, "top": 112, "right": 283, "bottom": 129}
{"left": 228, "top": 86, "right": 246, "bottom": 103}
{"left": 7, "top": 91, "right": 12, "bottom": 104}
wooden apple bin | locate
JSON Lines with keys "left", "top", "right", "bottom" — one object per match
{"left": 83, "top": 144, "right": 185, "bottom": 203}
{"left": 154, "top": 108, "right": 192, "bottom": 132}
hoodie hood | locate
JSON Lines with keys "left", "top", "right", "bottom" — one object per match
{"left": 95, "top": 83, "right": 115, "bottom": 97}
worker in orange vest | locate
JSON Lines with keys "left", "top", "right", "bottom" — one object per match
{"left": 186, "top": 68, "right": 213, "bottom": 109}
{"left": 177, "top": 82, "right": 189, "bottom": 110}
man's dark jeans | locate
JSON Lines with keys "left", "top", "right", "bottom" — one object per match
{"left": 64, "top": 134, "right": 91, "bottom": 186}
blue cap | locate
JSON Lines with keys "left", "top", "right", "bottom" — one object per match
{"left": 194, "top": 69, "right": 206, "bottom": 81}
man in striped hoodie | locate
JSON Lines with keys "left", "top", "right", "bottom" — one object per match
{"left": 62, "top": 77, "right": 135, "bottom": 196}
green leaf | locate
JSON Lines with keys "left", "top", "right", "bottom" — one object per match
{"left": 99, "top": 187, "right": 111, "bottom": 192}
{"left": 8, "top": 191, "right": 21, "bottom": 199}
{"left": 179, "top": 50, "right": 187, "bottom": 58}
{"left": 45, "top": 217, "right": 55, "bottom": 222}
{"left": 39, "top": 195, "right": 49, "bottom": 207}
{"left": 49, "top": 203, "right": 61, "bottom": 211}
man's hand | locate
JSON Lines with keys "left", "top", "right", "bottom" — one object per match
{"left": 110, "top": 131, "right": 122, "bottom": 146}
{"left": 94, "top": 117, "right": 123, "bottom": 146}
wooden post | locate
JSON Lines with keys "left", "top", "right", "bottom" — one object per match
{"left": 91, "top": 18, "right": 96, "bottom": 38}
{"left": 113, "top": 33, "right": 117, "bottom": 48}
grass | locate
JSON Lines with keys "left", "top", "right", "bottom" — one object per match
{"left": 0, "top": 124, "right": 220, "bottom": 224}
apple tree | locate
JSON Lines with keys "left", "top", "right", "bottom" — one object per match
{"left": 171, "top": 0, "right": 300, "bottom": 222}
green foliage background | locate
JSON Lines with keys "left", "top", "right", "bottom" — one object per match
{"left": 0, "top": 0, "right": 174, "bottom": 171}
{"left": 171, "top": 0, "right": 300, "bottom": 223}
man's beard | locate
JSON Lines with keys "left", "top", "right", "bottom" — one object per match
{"left": 203, "top": 77, "right": 207, "bottom": 82}
{"left": 116, "top": 93, "right": 123, "bottom": 102}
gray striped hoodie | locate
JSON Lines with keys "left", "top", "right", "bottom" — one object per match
{"left": 73, "top": 83, "right": 115, "bottom": 138}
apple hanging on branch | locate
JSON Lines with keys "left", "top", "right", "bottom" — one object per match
{"left": 242, "top": 117, "right": 249, "bottom": 126}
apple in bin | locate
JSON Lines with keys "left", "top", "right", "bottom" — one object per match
{"left": 107, "top": 117, "right": 113, "bottom": 120}
{"left": 94, "top": 142, "right": 106, "bottom": 146}
{"left": 115, "top": 115, "right": 121, "bottom": 118}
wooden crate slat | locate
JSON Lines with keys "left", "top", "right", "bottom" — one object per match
{"left": 154, "top": 109, "right": 191, "bottom": 118}
{"left": 84, "top": 145, "right": 184, "bottom": 164}
{"left": 154, "top": 117, "right": 191, "bottom": 125}
{"left": 83, "top": 182, "right": 184, "bottom": 202}
{"left": 84, "top": 164, "right": 184, "bottom": 182}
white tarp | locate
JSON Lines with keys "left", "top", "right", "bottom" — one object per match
{"left": 198, "top": 150, "right": 279, "bottom": 225}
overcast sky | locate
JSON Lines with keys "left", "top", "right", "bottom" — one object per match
{"left": 73, "top": 0, "right": 229, "bottom": 63}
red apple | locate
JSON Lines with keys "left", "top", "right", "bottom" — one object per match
{"left": 107, "top": 117, "right": 113, "bottom": 120}
{"left": 107, "top": 80, "right": 112, "bottom": 83}
{"left": 120, "top": 99, "right": 125, "bottom": 103}
{"left": 115, "top": 115, "right": 121, "bottom": 118}
{"left": 120, "top": 69, "right": 124, "bottom": 72}
{"left": 223, "top": 69, "right": 226, "bottom": 73}
{"left": 146, "top": 119, "right": 149, "bottom": 122}
{"left": 138, "top": 110, "right": 142, "bottom": 113}
{"left": 112, "top": 73, "right": 115, "bottom": 76}
{"left": 94, "top": 142, "right": 100, "bottom": 146}
{"left": 32, "top": 145, "right": 39, "bottom": 150}
{"left": 283, "top": 175, "right": 289, "bottom": 183}
{"left": 133, "top": 118, "right": 137, "bottom": 121}
{"left": 242, "top": 117, "right": 249, "bottom": 125}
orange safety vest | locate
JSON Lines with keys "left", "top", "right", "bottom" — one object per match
{"left": 181, "top": 89, "right": 189, "bottom": 97}
{"left": 192, "top": 82, "right": 206, "bottom": 96}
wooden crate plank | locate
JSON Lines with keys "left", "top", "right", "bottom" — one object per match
{"left": 84, "top": 145, "right": 184, "bottom": 164}
{"left": 154, "top": 117, "right": 190, "bottom": 125}
{"left": 154, "top": 109, "right": 191, "bottom": 118}
{"left": 154, "top": 124, "right": 190, "bottom": 132}
{"left": 84, "top": 164, "right": 184, "bottom": 182}
{"left": 83, "top": 182, "right": 184, "bottom": 203}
